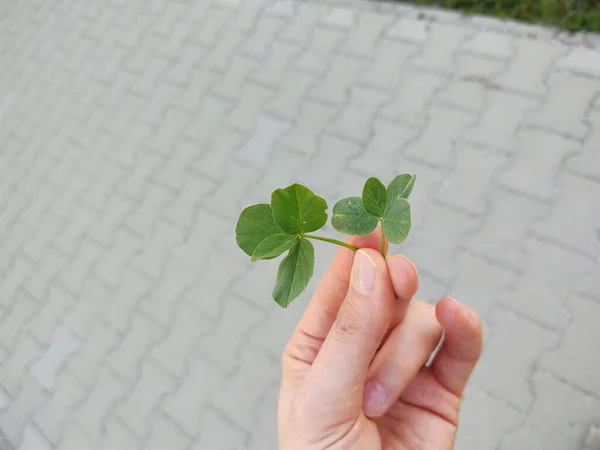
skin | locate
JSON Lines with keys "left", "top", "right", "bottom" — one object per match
{"left": 278, "top": 229, "right": 483, "bottom": 450}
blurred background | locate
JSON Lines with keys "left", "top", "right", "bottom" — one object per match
{"left": 0, "top": 0, "right": 599, "bottom": 449}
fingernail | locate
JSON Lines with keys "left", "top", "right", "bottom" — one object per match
{"left": 448, "top": 297, "right": 468, "bottom": 318}
{"left": 394, "top": 254, "right": 418, "bottom": 277}
{"left": 363, "top": 381, "right": 387, "bottom": 416}
{"left": 353, "top": 250, "right": 376, "bottom": 295}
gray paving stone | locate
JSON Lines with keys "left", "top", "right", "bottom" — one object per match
{"left": 1, "top": 1, "right": 600, "bottom": 449}
{"left": 470, "top": 307, "right": 560, "bottom": 410}
{"left": 498, "top": 129, "right": 580, "bottom": 201}
{"left": 499, "top": 371, "right": 600, "bottom": 450}
{"left": 527, "top": 72, "right": 597, "bottom": 139}
{"left": 496, "top": 39, "right": 566, "bottom": 96}
{"left": 539, "top": 296, "right": 600, "bottom": 397}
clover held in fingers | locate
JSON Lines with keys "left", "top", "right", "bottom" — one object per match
{"left": 235, "top": 175, "right": 415, "bottom": 308}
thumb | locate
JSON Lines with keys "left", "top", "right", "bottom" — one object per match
{"left": 303, "top": 248, "right": 396, "bottom": 414}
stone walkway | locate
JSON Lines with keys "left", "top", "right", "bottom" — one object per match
{"left": 1, "top": 0, "right": 600, "bottom": 449}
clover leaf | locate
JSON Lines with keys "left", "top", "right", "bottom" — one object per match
{"left": 271, "top": 183, "right": 328, "bottom": 234}
{"left": 235, "top": 175, "right": 416, "bottom": 308}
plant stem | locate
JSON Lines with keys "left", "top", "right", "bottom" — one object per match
{"left": 304, "top": 234, "right": 358, "bottom": 252}
{"left": 381, "top": 227, "right": 386, "bottom": 257}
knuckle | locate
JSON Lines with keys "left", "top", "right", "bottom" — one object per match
{"left": 330, "top": 301, "right": 363, "bottom": 343}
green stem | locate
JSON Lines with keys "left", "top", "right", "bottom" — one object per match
{"left": 380, "top": 226, "right": 386, "bottom": 257}
{"left": 304, "top": 234, "right": 358, "bottom": 252}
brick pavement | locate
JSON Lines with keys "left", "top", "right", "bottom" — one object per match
{"left": 0, "top": 0, "right": 599, "bottom": 449}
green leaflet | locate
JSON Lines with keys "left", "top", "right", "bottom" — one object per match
{"left": 251, "top": 234, "right": 299, "bottom": 262}
{"left": 381, "top": 199, "right": 411, "bottom": 244}
{"left": 387, "top": 174, "right": 416, "bottom": 205}
{"left": 331, "top": 197, "right": 378, "bottom": 236}
{"left": 362, "top": 177, "right": 388, "bottom": 217}
{"left": 273, "top": 239, "right": 315, "bottom": 307}
{"left": 271, "top": 183, "right": 328, "bottom": 235}
{"left": 235, "top": 204, "right": 282, "bottom": 257}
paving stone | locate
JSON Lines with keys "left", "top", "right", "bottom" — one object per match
{"left": 499, "top": 371, "right": 600, "bottom": 450}
{"left": 527, "top": 72, "right": 597, "bottom": 139}
{"left": 556, "top": 47, "right": 600, "bottom": 77}
{"left": 461, "top": 31, "right": 513, "bottom": 59}
{"left": 470, "top": 307, "right": 559, "bottom": 410}
{"left": 192, "top": 409, "right": 247, "bottom": 450}
{"left": 450, "top": 251, "right": 517, "bottom": 320}
{"left": 0, "top": 336, "right": 42, "bottom": 396}
{"left": 499, "top": 238, "right": 591, "bottom": 329}
{"left": 349, "top": 119, "right": 418, "bottom": 182}
{"left": 404, "top": 104, "right": 474, "bottom": 167}
{"left": 116, "top": 360, "right": 174, "bottom": 438}
{"left": 340, "top": 11, "right": 393, "bottom": 57}
{"left": 226, "top": 83, "right": 274, "bottom": 133}
{"left": 30, "top": 327, "right": 79, "bottom": 391}
{"left": 235, "top": 114, "right": 291, "bottom": 168}
{"left": 211, "top": 344, "right": 279, "bottom": 431}
{"left": 411, "top": 23, "right": 472, "bottom": 73}
{"left": 309, "top": 54, "right": 367, "bottom": 105}
{"left": 198, "top": 294, "right": 265, "bottom": 372}
{"left": 498, "top": 129, "right": 580, "bottom": 201}
{"left": 402, "top": 204, "right": 477, "bottom": 283}
{"left": 162, "top": 354, "right": 224, "bottom": 436}
{"left": 435, "top": 144, "right": 507, "bottom": 215}
{"left": 264, "top": 72, "right": 317, "bottom": 121}
{"left": 0, "top": 292, "right": 38, "bottom": 352}
{"left": 566, "top": 109, "right": 600, "bottom": 180}
{"left": 73, "top": 367, "right": 127, "bottom": 438}
{"left": 379, "top": 70, "right": 448, "bottom": 126}
{"left": 144, "top": 414, "right": 190, "bottom": 450}
{"left": 322, "top": 7, "right": 357, "bottom": 30}
{"left": 279, "top": 100, "right": 338, "bottom": 155}
{"left": 455, "top": 386, "right": 524, "bottom": 450}
{"left": 531, "top": 171, "right": 600, "bottom": 258}
{"left": 19, "top": 424, "right": 52, "bottom": 450}
{"left": 496, "top": 39, "right": 565, "bottom": 95}
{"left": 465, "top": 187, "right": 547, "bottom": 268}
{"left": 33, "top": 371, "right": 86, "bottom": 444}
{"left": 242, "top": 16, "right": 286, "bottom": 59}
{"left": 98, "top": 417, "right": 140, "bottom": 450}
{"left": 0, "top": 380, "right": 46, "bottom": 446}
{"left": 66, "top": 321, "right": 118, "bottom": 386}
{"left": 252, "top": 41, "right": 302, "bottom": 86}
{"left": 278, "top": 3, "right": 325, "bottom": 44}
{"left": 465, "top": 91, "right": 539, "bottom": 153}
{"left": 328, "top": 86, "right": 390, "bottom": 142}
{"left": 151, "top": 300, "right": 213, "bottom": 377}
{"left": 539, "top": 296, "right": 600, "bottom": 397}
{"left": 385, "top": 18, "right": 428, "bottom": 43}
{"left": 139, "top": 256, "right": 197, "bottom": 327}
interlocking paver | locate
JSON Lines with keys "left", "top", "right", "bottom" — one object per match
{"left": 1, "top": 1, "right": 600, "bottom": 449}
{"left": 499, "top": 371, "right": 600, "bottom": 450}
{"left": 527, "top": 72, "right": 597, "bottom": 139}
{"left": 470, "top": 307, "right": 560, "bottom": 411}
{"left": 539, "top": 296, "right": 600, "bottom": 397}
{"left": 379, "top": 70, "right": 448, "bottom": 126}
{"left": 116, "top": 360, "right": 174, "bottom": 438}
{"left": 162, "top": 354, "right": 224, "bottom": 436}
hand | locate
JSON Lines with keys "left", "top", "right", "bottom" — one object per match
{"left": 278, "top": 229, "right": 483, "bottom": 449}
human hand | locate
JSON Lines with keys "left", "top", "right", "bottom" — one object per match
{"left": 278, "top": 229, "right": 483, "bottom": 449}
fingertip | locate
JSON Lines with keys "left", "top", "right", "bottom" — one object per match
{"left": 436, "top": 297, "right": 483, "bottom": 351}
{"left": 386, "top": 254, "right": 418, "bottom": 300}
